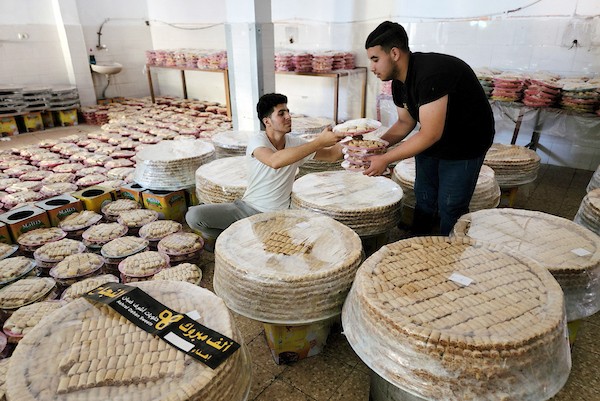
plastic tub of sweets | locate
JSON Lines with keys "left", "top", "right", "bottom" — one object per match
{"left": 58, "top": 210, "right": 103, "bottom": 240}
{"left": 49, "top": 253, "right": 104, "bottom": 288}
{"left": 138, "top": 220, "right": 182, "bottom": 250}
{"left": 118, "top": 251, "right": 169, "bottom": 283}
{"left": 2, "top": 300, "right": 66, "bottom": 344}
{"left": 0, "top": 277, "right": 58, "bottom": 323}
{"left": 33, "top": 238, "right": 87, "bottom": 275}
{"left": 101, "top": 236, "right": 149, "bottom": 275}
{"left": 157, "top": 232, "right": 204, "bottom": 265}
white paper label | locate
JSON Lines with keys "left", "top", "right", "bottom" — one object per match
{"left": 186, "top": 310, "right": 201, "bottom": 320}
{"left": 449, "top": 273, "right": 474, "bottom": 286}
{"left": 571, "top": 248, "right": 592, "bottom": 257}
{"left": 163, "top": 332, "right": 195, "bottom": 352}
{"left": 296, "top": 222, "right": 310, "bottom": 229}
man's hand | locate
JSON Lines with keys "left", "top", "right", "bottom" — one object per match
{"left": 315, "top": 127, "right": 346, "bottom": 148}
{"left": 363, "top": 154, "right": 389, "bottom": 176}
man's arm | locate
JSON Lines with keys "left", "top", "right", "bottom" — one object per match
{"left": 380, "top": 106, "right": 417, "bottom": 146}
{"left": 253, "top": 128, "right": 345, "bottom": 169}
{"left": 364, "top": 95, "right": 448, "bottom": 176}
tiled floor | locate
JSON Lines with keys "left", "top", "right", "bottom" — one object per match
{"left": 4, "top": 126, "right": 599, "bottom": 401}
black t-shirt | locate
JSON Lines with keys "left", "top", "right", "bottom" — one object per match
{"left": 392, "top": 52, "right": 495, "bottom": 159}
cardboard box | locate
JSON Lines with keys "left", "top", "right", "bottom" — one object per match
{"left": 71, "top": 186, "right": 117, "bottom": 213}
{"left": 23, "top": 112, "right": 44, "bottom": 132}
{"left": 35, "top": 194, "right": 83, "bottom": 226}
{"left": 263, "top": 318, "right": 333, "bottom": 364}
{"left": 0, "top": 205, "right": 51, "bottom": 242}
{"left": 142, "top": 189, "right": 187, "bottom": 222}
{"left": 0, "top": 222, "right": 12, "bottom": 244}
{"left": 568, "top": 319, "right": 581, "bottom": 348}
{"left": 120, "top": 183, "right": 147, "bottom": 205}
{"left": 56, "top": 109, "right": 78, "bottom": 127}
{"left": 184, "top": 186, "right": 199, "bottom": 207}
{"left": 0, "top": 115, "right": 19, "bottom": 136}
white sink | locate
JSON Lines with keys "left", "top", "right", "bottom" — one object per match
{"left": 91, "top": 62, "right": 122, "bottom": 75}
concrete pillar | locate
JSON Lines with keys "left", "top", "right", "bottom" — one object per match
{"left": 226, "top": 0, "right": 274, "bottom": 131}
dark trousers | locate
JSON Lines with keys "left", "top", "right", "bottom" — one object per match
{"left": 413, "top": 153, "right": 485, "bottom": 236}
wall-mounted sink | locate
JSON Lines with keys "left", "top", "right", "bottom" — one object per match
{"left": 91, "top": 62, "right": 122, "bottom": 75}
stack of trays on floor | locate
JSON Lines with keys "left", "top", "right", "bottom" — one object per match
{"left": 195, "top": 156, "right": 247, "bottom": 204}
{"left": 452, "top": 208, "right": 600, "bottom": 321}
{"left": 22, "top": 86, "right": 51, "bottom": 112}
{"left": 574, "top": 188, "right": 600, "bottom": 235}
{"left": 0, "top": 86, "right": 26, "bottom": 115}
{"left": 392, "top": 158, "right": 500, "bottom": 211}
{"left": 587, "top": 164, "right": 600, "bottom": 192}
{"left": 214, "top": 210, "right": 363, "bottom": 324}
{"left": 48, "top": 86, "right": 80, "bottom": 110}
{"left": 491, "top": 73, "right": 527, "bottom": 102}
{"left": 211, "top": 130, "right": 250, "bottom": 158}
{"left": 484, "top": 143, "right": 541, "bottom": 187}
{"left": 6, "top": 281, "right": 252, "bottom": 401}
{"left": 558, "top": 81, "right": 600, "bottom": 114}
{"left": 134, "top": 139, "right": 215, "bottom": 190}
{"left": 291, "top": 170, "right": 403, "bottom": 236}
{"left": 290, "top": 115, "right": 334, "bottom": 135}
{"left": 342, "top": 236, "right": 571, "bottom": 401}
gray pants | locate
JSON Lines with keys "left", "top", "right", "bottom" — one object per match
{"left": 185, "top": 199, "right": 260, "bottom": 240}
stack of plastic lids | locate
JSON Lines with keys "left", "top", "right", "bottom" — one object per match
{"left": 484, "top": 143, "right": 541, "bottom": 187}
{"left": 195, "top": 156, "right": 247, "bottom": 204}
{"left": 291, "top": 170, "right": 403, "bottom": 236}
{"left": 344, "top": 52, "right": 355, "bottom": 69}
{"left": 6, "top": 281, "right": 252, "bottom": 401}
{"left": 574, "top": 188, "right": 600, "bottom": 235}
{"left": 214, "top": 210, "right": 363, "bottom": 324}
{"left": 491, "top": 72, "right": 527, "bottom": 102}
{"left": 392, "top": 159, "right": 500, "bottom": 211}
{"left": 587, "top": 164, "right": 600, "bottom": 192}
{"left": 144, "top": 50, "right": 156, "bottom": 65}
{"left": 274, "top": 52, "right": 294, "bottom": 71}
{"left": 22, "top": 86, "right": 51, "bottom": 112}
{"left": 211, "top": 130, "right": 250, "bottom": 158}
{"left": 292, "top": 52, "right": 313, "bottom": 72}
{"left": 311, "top": 52, "right": 334, "bottom": 73}
{"left": 290, "top": 115, "right": 334, "bottom": 135}
{"left": 453, "top": 208, "right": 600, "bottom": 321}
{"left": 558, "top": 80, "right": 599, "bottom": 114}
{"left": 0, "top": 85, "right": 26, "bottom": 115}
{"left": 342, "top": 236, "right": 570, "bottom": 401}
{"left": 197, "top": 50, "right": 227, "bottom": 70}
{"left": 134, "top": 139, "right": 215, "bottom": 190}
{"left": 48, "top": 86, "right": 80, "bottom": 111}
{"left": 523, "top": 72, "right": 562, "bottom": 108}
{"left": 474, "top": 67, "right": 497, "bottom": 98}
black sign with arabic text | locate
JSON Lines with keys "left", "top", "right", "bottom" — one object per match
{"left": 84, "top": 282, "right": 240, "bottom": 369}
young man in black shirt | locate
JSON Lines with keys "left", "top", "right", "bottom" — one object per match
{"left": 364, "top": 21, "right": 495, "bottom": 235}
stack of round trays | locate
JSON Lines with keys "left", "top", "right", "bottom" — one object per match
{"left": 22, "top": 86, "right": 51, "bottom": 112}
{"left": 574, "top": 188, "right": 600, "bottom": 236}
{"left": 290, "top": 116, "right": 334, "bottom": 135}
{"left": 587, "top": 164, "right": 600, "bottom": 192}
{"left": 48, "top": 86, "right": 80, "bottom": 111}
{"left": 474, "top": 67, "right": 497, "bottom": 98}
{"left": 484, "top": 143, "right": 541, "bottom": 188}
{"left": 491, "top": 72, "right": 526, "bottom": 102}
{"left": 559, "top": 81, "right": 599, "bottom": 114}
{"left": 292, "top": 170, "right": 403, "bottom": 237}
{"left": 195, "top": 156, "right": 247, "bottom": 204}
{"left": 0, "top": 85, "right": 26, "bottom": 115}
{"left": 392, "top": 159, "right": 500, "bottom": 211}
{"left": 342, "top": 236, "right": 570, "bottom": 401}
{"left": 214, "top": 210, "right": 363, "bottom": 324}
{"left": 134, "top": 139, "right": 215, "bottom": 190}
{"left": 211, "top": 130, "right": 250, "bottom": 158}
{"left": 452, "top": 208, "right": 600, "bottom": 321}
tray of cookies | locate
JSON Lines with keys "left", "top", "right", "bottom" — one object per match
{"left": 333, "top": 118, "right": 381, "bottom": 137}
{"left": 214, "top": 210, "right": 363, "bottom": 324}
{"left": 158, "top": 232, "right": 204, "bottom": 264}
{"left": 452, "top": 208, "right": 600, "bottom": 321}
{"left": 82, "top": 222, "right": 128, "bottom": 251}
{"left": 58, "top": 210, "right": 103, "bottom": 240}
{"left": 0, "top": 277, "right": 58, "bottom": 321}
{"left": 60, "top": 273, "right": 120, "bottom": 302}
{"left": 17, "top": 227, "right": 67, "bottom": 254}
{"left": 116, "top": 209, "right": 159, "bottom": 236}
{"left": 484, "top": 143, "right": 541, "bottom": 188}
{"left": 342, "top": 236, "right": 570, "bottom": 401}
{"left": 49, "top": 253, "right": 105, "bottom": 287}
{"left": 6, "top": 281, "right": 252, "bottom": 401}
{"left": 118, "top": 251, "right": 170, "bottom": 283}
{"left": 139, "top": 220, "right": 182, "bottom": 250}
{"left": 152, "top": 262, "right": 202, "bottom": 285}
{"left": 0, "top": 243, "right": 18, "bottom": 261}
{"left": 0, "top": 256, "right": 37, "bottom": 286}
{"left": 3, "top": 300, "right": 66, "bottom": 343}
{"left": 101, "top": 236, "right": 150, "bottom": 275}
{"left": 101, "top": 199, "right": 141, "bottom": 222}
{"left": 33, "top": 238, "right": 87, "bottom": 271}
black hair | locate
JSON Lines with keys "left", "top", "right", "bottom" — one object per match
{"left": 365, "top": 21, "right": 410, "bottom": 53}
{"left": 257, "top": 93, "right": 288, "bottom": 129}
